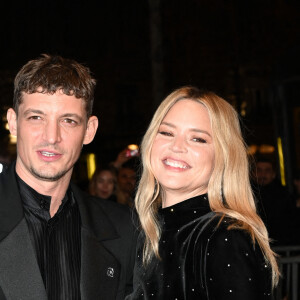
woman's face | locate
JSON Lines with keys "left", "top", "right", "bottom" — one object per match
{"left": 95, "top": 170, "right": 115, "bottom": 199}
{"left": 150, "top": 99, "right": 215, "bottom": 207}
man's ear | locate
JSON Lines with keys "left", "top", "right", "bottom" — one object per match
{"left": 83, "top": 116, "right": 99, "bottom": 145}
{"left": 6, "top": 108, "right": 17, "bottom": 136}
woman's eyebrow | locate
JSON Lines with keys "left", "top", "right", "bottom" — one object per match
{"left": 160, "top": 121, "right": 211, "bottom": 137}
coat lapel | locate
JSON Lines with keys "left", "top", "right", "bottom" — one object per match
{"left": 0, "top": 162, "right": 47, "bottom": 299}
{"left": 72, "top": 184, "right": 122, "bottom": 300}
{"left": 0, "top": 162, "right": 23, "bottom": 242}
{"left": 0, "top": 218, "right": 47, "bottom": 300}
{"left": 0, "top": 165, "right": 123, "bottom": 300}
{"left": 80, "top": 227, "right": 121, "bottom": 300}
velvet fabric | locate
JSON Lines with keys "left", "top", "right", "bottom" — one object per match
{"left": 127, "top": 194, "right": 273, "bottom": 300}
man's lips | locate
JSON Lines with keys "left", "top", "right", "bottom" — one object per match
{"left": 163, "top": 158, "right": 190, "bottom": 169}
{"left": 37, "top": 149, "right": 62, "bottom": 161}
{"left": 40, "top": 151, "right": 58, "bottom": 157}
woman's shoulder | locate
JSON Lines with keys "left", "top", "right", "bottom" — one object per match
{"left": 196, "top": 214, "right": 267, "bottom": 269}
{"left": 204, "top": 215, "right": 259, "bottom": 253}
{"left": 201, "top": 216, "right": 273, "bottom": 299}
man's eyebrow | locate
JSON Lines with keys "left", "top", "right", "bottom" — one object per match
{"left": 160, "top": 121, "right": 212, "bottom": 137}
{"left": 61, "top": 113, "right": 82, "bottom": 119}
{"left": 23, "top": 109, "right": 44, "bottom": 116}
{"left": 61, "top": 113, "right": 84, "bottom": 122}
{"left": 23, "top": 110, "right": 84, "bottom": 122}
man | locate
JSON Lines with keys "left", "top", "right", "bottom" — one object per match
{"left": 253, "top": 157, "right": 294, "bottom": 245}
{"left": 111, "top": 149, "right": 138, "bottom": 207}
{"left": 0, "top": 55, "right": 137, "bottom": 300}
{"left": 116, "top": 165, "right": 137, "bottom": 207}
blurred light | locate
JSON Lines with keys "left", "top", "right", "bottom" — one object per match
{"left": 86, "top": 153, "right": 96, "bottom": 180}
{"left": 277, "top": 137, "right": 286, "bottom": 186}
{"left": 5, "top": 122, "right": 9, "bottom": 131}
{"left": 128, "top": 144, "right": 139, "bottom": 150}
{"left": 240, "top": 101, "right": 247, "bottom": 117}
{"left": 247, "top": 144, "right": 258, "bottom": 155}
{"left": 9, "top": 134, "right": 17, "bottom": 144}
{"left": 247, "top": 144, "right": 275, "bottom": 155}
{"left": 259, "top": 144, "right": 275, "bottom": 154}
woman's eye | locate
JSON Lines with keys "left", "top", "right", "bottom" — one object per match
{"left": 159, "top": 131, "right": 173, "bottom": 137}
{"left": 192, "top": 137, "right": 207, "bottom": 143}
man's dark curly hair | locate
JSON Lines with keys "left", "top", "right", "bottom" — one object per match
{"left": 13, "top": 54, "right": 96, "bottom": 118}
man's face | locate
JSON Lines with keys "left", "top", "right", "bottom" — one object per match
{"left": 7, "top": 90, "right": 98, "bottom": 185}
{"left": 256, "top": 162, "right": 276, "bottom": 186}
{"left": 117, "top": 167, "right": 136, "bottom": 195}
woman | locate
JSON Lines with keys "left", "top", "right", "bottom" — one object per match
{"left": 88, "top": 167, "right": 117, "bottom": 201}
{"left": 128, "top": 87, "right": 279, "bottom": 299}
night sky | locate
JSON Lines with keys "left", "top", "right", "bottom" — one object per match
{"left": 1, "top": 0, "right": 300, "bottom": 172}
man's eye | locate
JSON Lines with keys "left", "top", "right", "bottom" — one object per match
{"left": 28, "top": 116, "right": 42, "bottom": 120}
{"left": 63, "top": 118, "right": 77, "bottom": 124}
{"left": 159, "top": 131, "right": 173, "bottom": 137}
{"left": 192, "top": 137, "right": 207, "bottom": 143}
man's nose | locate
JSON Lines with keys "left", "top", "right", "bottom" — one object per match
{"left": 43, "top": 120, "right": 62, "bottom": 144}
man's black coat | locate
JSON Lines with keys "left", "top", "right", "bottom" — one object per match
{"left": 0, "top": 162, "right": 137, "bottom": 299}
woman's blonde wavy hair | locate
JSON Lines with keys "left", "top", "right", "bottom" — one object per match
{"left": 135, "top": 86, "right": 279, "bottom": 286}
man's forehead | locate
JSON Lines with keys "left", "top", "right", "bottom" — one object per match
{"left": 18, "top": 92, "right": 87, "bottom": 117}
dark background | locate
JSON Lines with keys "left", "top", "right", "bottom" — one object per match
{"left": 0, "top": 0, "right": 299, "bottom": 188}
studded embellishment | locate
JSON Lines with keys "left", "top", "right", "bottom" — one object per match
{"left": 107, "top": 267, "right": 114, "bottom": 277}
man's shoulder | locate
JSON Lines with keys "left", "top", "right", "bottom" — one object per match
{"left": 89, "top": 195, "right": 133, "bottom": 220}
{"left": 0, "top": 162, "right": 12, "bottom": 180}
{"left": 74, "top": 184, "right": 132, "bottom": 219}
{"left": 71, "top": 183, "right": 137, "bottom": 234}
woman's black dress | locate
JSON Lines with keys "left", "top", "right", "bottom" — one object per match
{"left": 127, "top": 194, "right": 273, "bottom": 300}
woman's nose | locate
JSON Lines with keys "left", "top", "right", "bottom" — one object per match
{"left": 169, "top": 135, "right": 187, "bottom": 153}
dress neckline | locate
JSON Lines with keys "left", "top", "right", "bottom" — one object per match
{"left": 159, "top": 194, "right": 211, "bottom": 229}
{"left": 160, "top": 194, "right": 209, "bottom": 214}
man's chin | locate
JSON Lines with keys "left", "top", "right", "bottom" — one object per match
{"left": 31, "top": 168, "right": 69, "bottom": 182}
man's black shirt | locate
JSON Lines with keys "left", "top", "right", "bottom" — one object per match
{"left": 17, "top": 175, "right": 81, "bottom": 300}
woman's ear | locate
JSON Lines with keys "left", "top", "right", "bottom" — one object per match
{"left": 83, "top": 116, "right": 99, "bottom": 145}
{"left": 7, "top": 108, "right": 17, "bottom": 136}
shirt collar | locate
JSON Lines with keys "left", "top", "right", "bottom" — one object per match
{"left": 16, "top": 173, "right": 71, "bottom": 217}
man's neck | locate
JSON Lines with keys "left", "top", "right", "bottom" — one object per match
{"left": 16, "top": 169, "right": 71, "bottom": 217}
